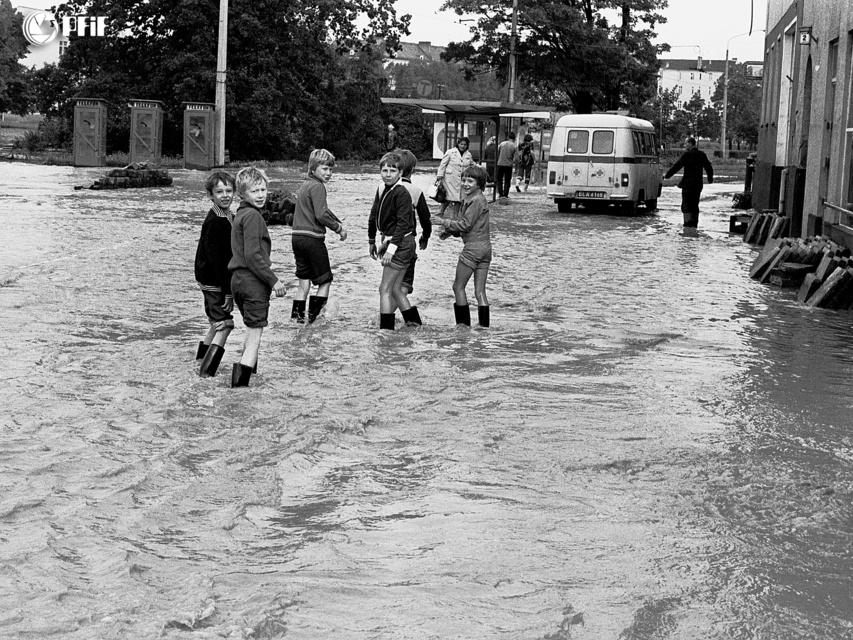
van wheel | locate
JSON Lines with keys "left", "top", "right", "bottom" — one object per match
{"left": 645, "top": 198, "right": 658, "bottom": 211}
{"left": 556, "top": 199, "right": 572, "bottom": 213}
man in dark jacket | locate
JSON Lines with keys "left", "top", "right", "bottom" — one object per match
{"left": 664, "top": 137, "right": 714, "bottom": 227}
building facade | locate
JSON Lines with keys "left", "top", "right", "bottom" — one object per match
{"left": 756, "top": 0, "right": 853, "bottom": 244}
{"left": 658, "top": 58, "right": 726, "bottom": 107}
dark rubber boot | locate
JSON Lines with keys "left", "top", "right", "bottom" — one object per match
{"left": 230, "top": 362, "right": 253, "bottom": 387}
{"left": 453, "top": 304, "right": 471, "bottom": 326}
{"left": 196, "top": 341, "right": 209, "bottom": 360}
{"left": 478, "top": 305, "right": 490, "bottom": 327}
{"left": 401, "top": 306, "right": 422, "bottom": 326}
{"left": 307, "top": 296, "right": 328, "bottom": 323}
{"left": 291, "top": 299, "right": 306, "bottom": 323}
{"left": 379, "top": 313, "right": 396, "bottom": 330}
{"left": 199, "top": 344, "right": 225, "bottom": 377}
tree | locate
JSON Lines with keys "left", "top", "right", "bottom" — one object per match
{"left": 41, "top": 0, "right": 409, "bottom": 158}
{"left": 0, "top": 0, "right": 33, "bottom": 115}
{"left": 441, "top": 0, "right": 668, "bottom": 113}
{"left": 712, "top": 62, "right": 761, "bottom": 148}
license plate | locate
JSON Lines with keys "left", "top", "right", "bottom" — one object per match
{"left": 576, "top": 191, "right": 606, "bottom": 198}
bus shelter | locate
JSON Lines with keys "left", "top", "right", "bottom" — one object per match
{"left": 381, "top": 98, "right": 554, "bottom": 200}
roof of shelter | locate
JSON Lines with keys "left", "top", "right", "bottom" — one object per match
{"left": 380, "top": 98, "right": 554, "bottom": 118}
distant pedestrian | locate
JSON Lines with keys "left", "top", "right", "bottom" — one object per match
{"left": 664, "top": 136, "right": 714, "bottom": 228}
{"left": 291, "top": 148, "right": 347, "bottom": 324}
{"left": 368, "top": 152, "right": 422, "bottom": 330}
{"left": 435, "top": 136, "right": 474, "bottom": 220}
{"left": 483, "top": 135, "right": 497, "bottom": 184}
{"left": 431, "top": 164, "right": 492, "bottom": 327}
{"left": 195, "top": 170, "right": 236, "bottom": 378}
{"left": 515, "top": 133, "right": 535, "bottom": 192}
{"left": 385, "top": 123, "right": 399, "bottom": 152}
{"left": 496, "top": 132, "right": 517, "bottom": 200}
{"left": 228, "top": 167, "right": 287, "bottom": 387}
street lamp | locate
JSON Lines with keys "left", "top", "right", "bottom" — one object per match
{"left": 721, "top": 30, "right": 764, "bottom": 160}
{"left": 215, "top": 0, "right": 228, "bottom": 166}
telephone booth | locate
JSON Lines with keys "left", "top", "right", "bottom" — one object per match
{"left": 182, "top": 102, "right": 216, "bottom": 170}
{"left": 73, "top": 98, "right": 107, "bottom": 167}
{"left": 129, "top": 99, "right": 164, "bottom": 165}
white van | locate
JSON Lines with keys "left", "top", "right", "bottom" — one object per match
{"left": 546, "top": 114, "right": 662, "bottom": 213}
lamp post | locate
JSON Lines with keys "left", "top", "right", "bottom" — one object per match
{"left": 214, "top": 0, "right": 228, "bottom": 166}
{"left": 721, "top": 30, "right": 764, "bottom": 160}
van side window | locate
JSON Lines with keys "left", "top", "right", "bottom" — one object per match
{"left": 592, "top": 130, "right": 614, "bottom": 154}
{"left": 640, "top": 132, "right": 650, "bottom": 155}
{"left": 567, "top": 130, "right": 589, "bottom": 153}
{"left": 632, "top": 131, "right": 642, "bottom": 155}
{"left": 645, "top": 133, "right": 655, "bottom": 156}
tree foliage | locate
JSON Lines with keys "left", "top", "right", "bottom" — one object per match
{"left": 0, "top": 0, "right": 33, "bottom": 115}
{"left": 441, "top": 0, "right": 668, "bottom": 113}
{"left": 712, "top": 62, "right": 761, "bottom": 147}
{"left": 38, "top": 0, "right": 409, "bottom": 159}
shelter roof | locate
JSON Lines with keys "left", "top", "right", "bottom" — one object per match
{"left": 380, "top": 98, "right": 554, "bottom": 118}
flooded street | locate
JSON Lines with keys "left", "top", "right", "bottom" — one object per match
{"left": 2, "top": 161, "right": 853, "bottom": 639}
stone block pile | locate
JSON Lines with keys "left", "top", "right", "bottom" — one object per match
{"left": 88, "top": 163, "right": 173, "bottom": 190}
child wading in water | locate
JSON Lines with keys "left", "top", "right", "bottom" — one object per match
{"left": 431, "top": 164, "right": 492, "bottom": 327}
{"left": 228, "top": 167, "right": 287, "bottom": 387}
{"left": 368, "top": 152, "right": 422, "bottom": 330}
{"left": 195, "top": 171, "right": 236, "bottom": 377}
{"left": 291, "top": 148, "right": 347, "bottom": 323}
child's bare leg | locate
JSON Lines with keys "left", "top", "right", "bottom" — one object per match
{"left": 452, "top": 262, "right": 475, "bottom": 306}
{"left": 317, "top": 282, "right": 331, "bottom": 297}
{"left": 391, "top": 270, "right": 411, "bottom": 312}
{"left": 473, "top": 265, "right": 489, "bottom": 307}
{"left": 294, "top": 279, "right": 311, "bottom": 301}
{"left": 379, "top": 266, "right": 400, "bottom": 313}
{"left": 203, "top": 323, "right": 217, "bottom": 345}
{"left": 240, "top": 327, "right": 263, "bottom": 368}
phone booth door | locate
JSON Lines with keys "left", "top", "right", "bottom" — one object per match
{"left": 73, "top": 98, "right": 107, "bottom": 167}
{"left": 130, "top": 100, "right": 164, "bottom": 165}
{"left": 183, "top": 102, "right": 215, "bottom": 170}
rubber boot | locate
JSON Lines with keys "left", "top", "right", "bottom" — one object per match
{"left": 379, "top": 313, "right": 396, "bottom": 330}
{"left": 401, "top": 306, "right": 422, "bottom": 326}
{"left": 231, "top": 362, "right": 253, "bottom": 388}
{"left": 478, "top": 305, "right": 490, "bottom": 328}
{"left": 196, "top": 341, "right": 209, "bottom": 360}
{"left": 453, "top": 304, "right": 471, "bottom": 326}
{"left": 291, "top": 299, "right": 306, "bottom": 324}
{"left": 199, "top": 344, "right": 225, "bottom": 377}
{"left": 307, "top": 296, "right": 328, "bottom": 324}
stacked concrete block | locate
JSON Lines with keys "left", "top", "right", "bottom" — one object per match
{"left": 89, "top": 162, "right": 173, "bottom": 190}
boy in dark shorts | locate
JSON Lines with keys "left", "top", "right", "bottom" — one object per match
{"left": 368, "top": 152, "right": 421, "bottom": 330}
{"left": 431, "top": 164, "right": 492, "bottom": 327}
{"left": 398, "top": 149, "right": 431, "bottom": 299}
{"left": 291, "top": 148, "right": 347, "bottom": 323}
{"left": 195, "top": 170, "right": 236, "bottom": 377}
{"left": 228, "top": 167, "right": 287, "bottom": 387}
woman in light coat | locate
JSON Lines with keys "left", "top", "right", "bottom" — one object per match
{"left": 435, "top": 136, "right": 473, "bottom": 218}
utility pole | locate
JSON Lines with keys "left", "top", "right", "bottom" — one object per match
{"left": 508, "top": 0, "right": 518, "bottom": 102}
{"left": 721, "top": 30, "right": 764, "bottom": 160}
{"left": 215, "top": 0, "right": 228, "bottom": 166}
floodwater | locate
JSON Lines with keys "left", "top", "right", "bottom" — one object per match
{"left": 1, "top": 161, "right": 853, "bottom": 640}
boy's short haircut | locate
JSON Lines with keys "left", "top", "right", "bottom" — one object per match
{"left": 308, "top": 148, "right": 336, "bottom": 177}
{"left": 462, "top": 164, "right": 488, "bottom": 190}
{"left": 235, "top": 166, "right": 268, "bottom": 196}
{"left": 398, "top": 149, "right": 417, "bottom": 178}
{"left": 507, "top": 132, "right": 516, "bottom": 140}
{"left": 205, "top": 170, "right": 235, "bottom": 195}
{"left": 379, "top": 151, "right": 403, "bottom": 169}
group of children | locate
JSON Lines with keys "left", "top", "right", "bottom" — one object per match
{"left": 193, "top": 149, "right": 492, "bottom": 387}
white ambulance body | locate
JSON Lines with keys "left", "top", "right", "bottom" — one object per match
{"left": 546, "top": 114, "right": 662, "bottom": 213}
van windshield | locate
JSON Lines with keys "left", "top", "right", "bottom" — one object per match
{"left": 566, "top": 130, "right": 589, "bottom": 154}
{"left": 592, "top": 130, "right": 614, "bottom": 154}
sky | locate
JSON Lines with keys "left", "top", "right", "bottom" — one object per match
{"left": 392, "top": 0, "right": 768, "bottom": 63}
{"left": 12, "top": 0, "right": 769, "bottom": 63}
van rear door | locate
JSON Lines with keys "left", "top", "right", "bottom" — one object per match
{"left": 587, "top": 129, "right": 616, "bottom": 190}
{"left": 565, "top": 129, "right": 590, "bottom": 187}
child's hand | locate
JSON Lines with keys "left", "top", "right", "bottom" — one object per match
{"left": 337, "top": 227, "right": 348, "bottom": 241}
{"left": 380, "top": 252, "right": 393, "bottom": 266}
{"left": 430, "top": 215, "right": 445, "bottom": 227}
{"left": 419, "top": 237, "right": 428, "bottom": 251}
{"left": 369, "top": 242, "right": 378, "bottom": 260}
{"left": 272, "top": 280, "right": 287, "bottom": 298}
{"left": 223, "top": 295, "right": 234, "bottom": 313}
